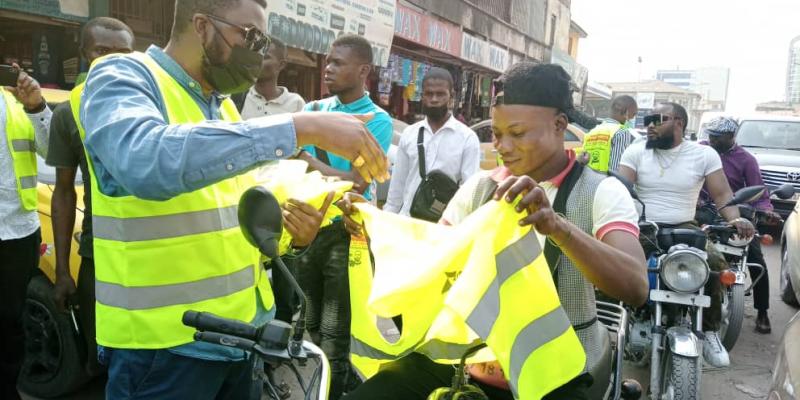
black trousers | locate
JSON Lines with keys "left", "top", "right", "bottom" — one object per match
{"left": 0, "top": 229, "right": 41, "bottom": 400}
{"left": 77, "top": 257, "right": 101, "bottom": 374}
{"left": 341, "top": 353, "right": 591, "bottom": 400}
{"left": 746, "top": 239, "right": 769, "bottom": 311}
{"left": 295, "top": 221, "right": 356, "bottom": 399}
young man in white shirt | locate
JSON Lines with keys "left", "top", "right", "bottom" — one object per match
{"left": 618, "top": 102, "right": 754, "bottom": 368}
{"left": 383, "top": 67, "right": 480, "bottom": 216}
{"left": 236, "top": 37, "right": 305, "bottom": 118}
{"left": 0, "top": 66, "right": 50, "bottom": 400}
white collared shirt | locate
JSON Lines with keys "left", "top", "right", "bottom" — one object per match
{"left": 0, "top": 99, "right": 51, "bottom": 240}
{"left": 240, "top": 86, "right": 306, "bottom": 119}
{"left": 384, "top": 115, "right": 481, "bottom": 216}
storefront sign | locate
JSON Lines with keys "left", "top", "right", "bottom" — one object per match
{"left": 394, "top": 4, "right": 461, "bottom": 57}
{"left": 461, "top": 33, "right": 507, "bottom": 73}
{"left": 488, "top": 43, "right": 509, "bottom": 73}
{"left": 636, "top": 92, "right": 656, "bottom": 110}
{"left": 551, "top": 48, "right": 588, "bottom": 88}
{"left": 266, "top": 0, "right": 396, "bottom": 66}
{"left": 0, "top": 0, "right": 89, "bottom": 22}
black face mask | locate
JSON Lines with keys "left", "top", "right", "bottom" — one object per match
{"left": 423, "top": 104, "right": 449, "bottom": 121}
{"left": 201, "top": 32, "right": 262, "bottom": 95}
{"left": 645, "top": 133, "right": 676, "bottom": 150}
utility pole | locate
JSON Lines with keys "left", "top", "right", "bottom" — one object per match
{"left": 637, "top": 56, "right": 643, "bottom": 82}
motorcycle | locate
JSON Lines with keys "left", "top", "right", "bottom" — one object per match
{"left": 613, "top": 175, "right": 763, "bottom": 400}
{"left": 697, "top": 183, "right": 795, "bottom": 351}
{"left": 182, "top": 187, "right": 643, "bottom": 400}
{"left": 183, "top": 187, "right": 331, "bottom": 400}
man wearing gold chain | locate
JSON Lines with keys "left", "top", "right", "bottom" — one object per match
{"left": 617, "top": 102, "right": 754, "bottom": 369}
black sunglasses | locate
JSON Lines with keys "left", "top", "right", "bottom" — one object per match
{"left": 643, "top": 113, "right": 680, "bottom": 127}
{"left": 204, "top": 14, "right": 271, "bottom": 55}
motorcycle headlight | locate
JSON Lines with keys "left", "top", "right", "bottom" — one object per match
{"left": 660, "top": 249, "right": 709, "bottom": 293}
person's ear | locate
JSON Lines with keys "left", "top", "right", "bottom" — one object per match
{"left": 555, "top": 112, "right": 568, "bottom": 132}
{"left": 192, "top": 14, "right": 211, "bottom": 43}
{"left": 360, "top": 63, "right": 372, "bottom": 79}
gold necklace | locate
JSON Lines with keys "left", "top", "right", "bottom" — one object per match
{"left": 654, "top": 142, "right": 684, "bottom": 177}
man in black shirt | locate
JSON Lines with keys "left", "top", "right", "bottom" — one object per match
{"left": 46, "top": 17, "right": 134, "bottom": 372}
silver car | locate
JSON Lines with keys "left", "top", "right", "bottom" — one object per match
{"left": 769, "top": 310, "right": 800, "bottom": 399}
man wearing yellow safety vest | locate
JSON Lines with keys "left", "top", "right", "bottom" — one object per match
{"left": 76, "top": 0, "right": 388, "bottom": 398}
{"left": 582, "top": 95, "right": 638, "bottom": 173}
{"left": 341, "top": 63, "right": 648, "bottom": 399}
{"left": 0, "top": 65, "right": 50, "bottom": 400}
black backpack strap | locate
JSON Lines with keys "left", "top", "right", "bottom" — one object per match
{"left": 544, "top": 162, "right": 584, "bottom": 279}
{"left": 231, "top": 92, "right": 246, "bottom": 112}
{"left": 310, "top": 101, "right": 331, "bottom": 166}
{"left": 417, "top": 126, "right": 426, "bottom": 180}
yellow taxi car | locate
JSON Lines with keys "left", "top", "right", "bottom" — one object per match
{"left": 19, "top": 88, "right": 97, "bottom": 398}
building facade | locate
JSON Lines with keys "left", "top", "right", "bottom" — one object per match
{"left": 656, "top": 67, "right": 730, "bottom": 111}
{"left": 595, "top": 80, "right": 703, "bottom": 133}
{"left": 0, "top": 0, "right": 578, "bottom": 121}
{"left": 787, "top": 36, "right": 800, "bottom": 104}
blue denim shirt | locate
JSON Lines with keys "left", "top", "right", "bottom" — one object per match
{"left": 81, "top": 45, "right": 297, "bottom": 200}
{"left": 302, "top": 93, "right": 392, "bottom": 200}
{"left": 82, "top": 46, "right": 284, "bottom": 360}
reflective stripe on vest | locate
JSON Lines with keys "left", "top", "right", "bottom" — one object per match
{"left": 71, "top": 52, "right": 273, "bottom": 349}
{"left": 2, "top": 88, "right": 37, "bottom": 211}
{"left": 582, "top": 122, "right": 620, "bottom": 173}
{"left": 348, "top": 202, "right": 586, "bottom": 399}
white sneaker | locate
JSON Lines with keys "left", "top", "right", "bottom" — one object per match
{"left": 703, "top": 331, "right": 730, "bottom": 367}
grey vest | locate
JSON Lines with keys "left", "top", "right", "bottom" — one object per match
{"left": 470, "top": 167, "right": 608, "bottom": 372}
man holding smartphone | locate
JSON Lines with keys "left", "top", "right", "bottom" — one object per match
{"left": 0, "top": 64, "right": 50, "bottom": 400}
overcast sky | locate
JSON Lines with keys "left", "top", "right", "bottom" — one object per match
{"left": 571, "top": 0, "right": 800, "bottom": 113}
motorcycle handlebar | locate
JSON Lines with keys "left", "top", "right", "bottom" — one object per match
{"left": 194, "top": 331, "right": 257, "bottom": 351}
{"left": 182, "top": 311, "right": 258, "bottom": 340}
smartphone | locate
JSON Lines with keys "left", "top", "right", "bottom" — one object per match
{"left": 0, "top": 64, "right": 20, "bottom": 87}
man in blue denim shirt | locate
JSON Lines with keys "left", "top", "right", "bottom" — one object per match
{"left": 80, "top": 1, "right": 388, "bottom": 398}
{"left": 295, "top": 34, "right": 392, "bottom": 399}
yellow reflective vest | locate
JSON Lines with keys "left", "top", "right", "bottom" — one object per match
{"left": 582, "top": 121, "right": 621, "bottom": 173}
{"left": 71, "top": 52, "right": 273, "bottom": 349}
{"left": 348, "top": 201, "right": 586, "bottom": 400}
{"left": 2, "top": 88, "right": 37, "bottom": 211}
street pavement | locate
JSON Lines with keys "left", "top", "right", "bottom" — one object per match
{"left": 21, "top": 243, "right": 798, "bottom": 399}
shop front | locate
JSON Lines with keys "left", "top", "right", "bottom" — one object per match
{"left": 0, "top": 0, "right": 90, "bottom": 89}
{"left": 381, "top": 3, "right": 464, "bottom": 121}
{"left": 458, "top": 31, "right": 510, "bottom": 124}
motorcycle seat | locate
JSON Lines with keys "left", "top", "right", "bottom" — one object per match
{"left": 657, "top": 228, "right": 707, "bottom": 251}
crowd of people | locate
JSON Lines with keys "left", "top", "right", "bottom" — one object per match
{"left": 0, "top": 0, "right": 780, "bottom": 399}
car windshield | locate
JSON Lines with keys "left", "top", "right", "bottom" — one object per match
{"left": 738, "top": 120, "right": 800, "bottom": 150}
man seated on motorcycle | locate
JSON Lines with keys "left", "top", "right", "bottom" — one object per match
{"left": 698, "top": 116, "right": 780, "bottom": 334}
{"left": 617, "top": 104, "right": 756, "bottom": 368}
{"left": 339, "top": 62, "right": 648, "bottom": 400}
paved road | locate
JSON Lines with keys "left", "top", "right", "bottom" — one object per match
{"left": 22, "top": 244, "right": 798, "bottom": 399}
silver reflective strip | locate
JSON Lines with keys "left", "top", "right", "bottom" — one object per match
{"left": 417, "top": 339, "right": 483, "bottom": 361}
{"left": 93, "top": 205, "right": 239, "bottom": 242}
{"left": 19, "top": 175, "right": 37, "bottom": 189}
{"left": 95, "top": 265, "right": 254, "bottom": 310}
{"left": 466, "top": 231, "right": 541, "bottom": 338}
{"left": 507, "top": 307, "right": 572, "bottom": 398}
{"left": 12, "top": 139, "right": 35, "bottom": 152}
{"left": 350, "top": 336, "right": 399, "bottom": 360}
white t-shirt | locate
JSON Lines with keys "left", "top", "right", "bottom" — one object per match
{"left": 441, "top": 159, "right": 640, "bottom": 247}
{"left": 620, "top": 140, "right": 722, "bottom": 225}
{"left": 240, "top": 86, "right": 306, "bottom": 119}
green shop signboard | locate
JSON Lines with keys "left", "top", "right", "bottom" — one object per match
{"left": 0, "top": 0, "right": 89, "bottom": 22}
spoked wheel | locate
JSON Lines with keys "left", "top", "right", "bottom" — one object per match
{"left": 719, "top": 283, "right": 745, "bottom": 351}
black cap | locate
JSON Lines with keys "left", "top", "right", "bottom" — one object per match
{"left": 494, "top": 63, "right": 574, "bottom": 113}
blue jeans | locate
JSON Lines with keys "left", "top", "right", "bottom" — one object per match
{"left": 101, "top": 347, "right": 260, "bottom": 399}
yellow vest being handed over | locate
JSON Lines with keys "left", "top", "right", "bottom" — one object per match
{"left": 582, "top": 121, "right": 621, "bottom": 173}
{"left": 2, "top": 88, "right": 37, "bottom": 211}
{"left": 71, "top": 52, "right": 273, "bottom": 349}
{"left": 348, "top": 201, "right": 586, "bottom": 400}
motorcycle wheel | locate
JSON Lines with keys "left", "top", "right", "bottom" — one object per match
{"left": 661, "top": 352, "right": 699, "bottom": 400}
{"left": 780, "top": 246, "right": 800, "bottom": 307}
{"left": 719, "top": 283, "right": 745, "bottom": 351}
